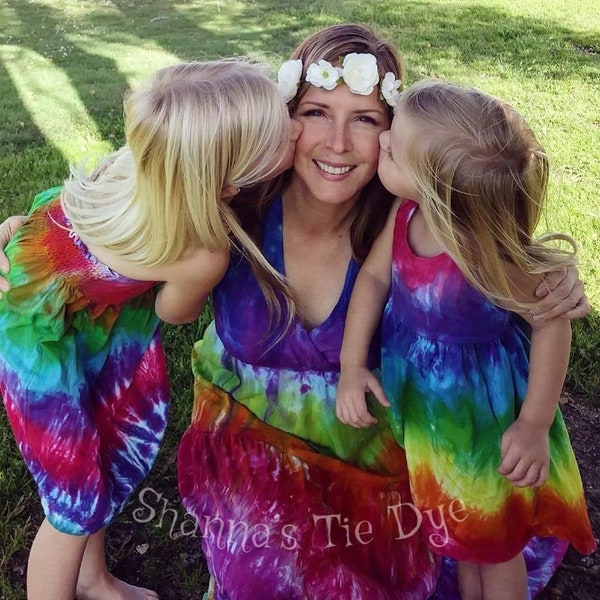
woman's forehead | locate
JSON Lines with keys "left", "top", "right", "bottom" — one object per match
{"left": 299, "top": 84, "right": 387, "bottom": 113}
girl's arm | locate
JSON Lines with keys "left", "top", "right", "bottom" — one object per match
{"left": 83, "top": 233, "right": 230, "bottom": 325}
{"left": 0, "top": 214, "right": 589, "bottom": 313}
{"left": 153, "top": 247, "right": 230, "bottom": 325}
{"left": 335, "top": 199, "right": 401, "bottom": 428}
{"left": 497, "top": 266, "right": 572, "bottom": 488}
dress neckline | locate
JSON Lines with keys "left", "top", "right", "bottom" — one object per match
{"left": 267, "top": 195, "right": 358, "bottom": 335}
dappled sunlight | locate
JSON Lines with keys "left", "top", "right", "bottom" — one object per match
{"left": 78, "top": 37, "right": 179, "bottom": 86}
{"left": 0, "top": 44, "right": 112, "bottom": 163}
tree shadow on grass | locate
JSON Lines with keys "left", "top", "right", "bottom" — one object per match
{"left": 1, "top": 0, "right": 597, "bottom": 192}
{"left": 238, "top": 0, "right": 599, "bottom": 81}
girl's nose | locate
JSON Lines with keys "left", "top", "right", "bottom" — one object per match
{"left": 290, "top": 118, "right": 303, "bottom": 142}
{"left": 379, "top": 130, "right": 390, "bottom": 149}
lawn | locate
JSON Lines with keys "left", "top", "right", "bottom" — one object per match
{"left": 0, "top": 1, "right": 598, "bottom": 598}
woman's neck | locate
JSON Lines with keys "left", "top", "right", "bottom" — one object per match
{"left": 279, "top": 178, "right": 356, "bottom": 330}
{"left": 283, "top": 177, "right": 358, "bottom": 239}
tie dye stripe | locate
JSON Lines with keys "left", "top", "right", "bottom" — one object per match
{"left": 381, "top": 201, "right": 595, "bottom": 567}
{"left": 0, "top": 189, "right": 169, "bottom": 535}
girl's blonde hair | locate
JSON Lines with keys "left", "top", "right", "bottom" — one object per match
{"left": 62, "top": 59, "right": 293, "bottom": 315}
{"left": 397, "top": 79, "right": 576, "bottom": 310}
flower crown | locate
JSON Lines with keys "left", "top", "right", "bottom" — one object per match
{"left": 277, "top": 53, "right": 402, "bottom": 107}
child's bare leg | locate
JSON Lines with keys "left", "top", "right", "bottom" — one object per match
{"left": 457, "top": 560, "right": 482, "bottom": 600}
{"left": 76, "top": 527, "right": 159, "bottom": 600}
{"left": 480, "top": 553, "right": 527, "bottom": 600}
{"left": 27, "top": 518, "right": 88, "bottom": 600}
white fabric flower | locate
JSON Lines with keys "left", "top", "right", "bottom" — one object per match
{"left": 305, "top": 59, "right": 342, "bottom": 91}
{"left": 380, "top": 71, "right": 402, "bottom": 107}
{"left": 277, "top": 59, "right": 303, "bottom": 102}
{"left": 341, "top": 53, "right": 380, "bottom": 96}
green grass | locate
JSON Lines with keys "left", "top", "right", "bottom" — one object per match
{"left": 0, "top": 1, "right": 599, "bottom": 597}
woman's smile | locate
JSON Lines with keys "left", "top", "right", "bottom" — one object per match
{"left": 314, "top": 160, "right": 355, "bottom": 176}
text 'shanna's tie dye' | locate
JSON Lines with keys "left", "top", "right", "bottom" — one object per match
{"left": 0, "top": 188, "right": 169, "bottom": 535}
{"left": 382, "top": 201, "right": 595, "bottom": 569}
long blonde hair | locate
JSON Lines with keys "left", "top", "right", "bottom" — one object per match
{"left": 61, "top": 59, "right": 294, "bottom": 316}
{"left": 397, "top": 79, "right": 576, "bottom": 310}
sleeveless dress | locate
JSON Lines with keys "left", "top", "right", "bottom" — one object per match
{"left": 178, "top": 196, "right": 439, "bottom": 600}
{"left": 0, "top": 187, "right": 170, "bottom": 535}
{"left": 382, "top": 201, "right": 595, "bottom": 576}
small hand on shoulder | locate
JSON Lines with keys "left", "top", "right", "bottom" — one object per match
{"left": 531, "top": 267, "right": 589, "bottom": 321}
{"left": 0, "top": 216, "right": 27, "bottom": 281}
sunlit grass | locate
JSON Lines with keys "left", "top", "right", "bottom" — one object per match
{"left": 0, "top": 45, "right": 111, "bottom": 162}
{"left": 0, "top": 1, "right": 598, "bottom": 597}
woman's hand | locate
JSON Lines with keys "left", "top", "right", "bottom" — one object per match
{"left": 532, "top": 266, "right": 589, "bottom": 321}
{"left": 0, "top": 215, "right": 26, "bottom": 297}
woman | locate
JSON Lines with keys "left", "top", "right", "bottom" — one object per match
{"left": 175, "top": 24, "right": 589, "bottom": 600}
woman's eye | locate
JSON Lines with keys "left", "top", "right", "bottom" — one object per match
{"left": 357, "top": 115, "right": 378, "bottom": 125}
{"left": 301, "top": 109, "right": 324, "bottom": 117}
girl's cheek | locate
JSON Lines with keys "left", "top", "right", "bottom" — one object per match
{"left": 379, "top": 129, "right": 391, "bottom": 150}
{"left": 279, "top": 139, "right": 296, "bottom": 173}
{"left": 278, "top": 119, "right": 303, "bottom": 171}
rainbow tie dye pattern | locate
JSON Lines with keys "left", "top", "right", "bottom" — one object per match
{"left": 178, "top": 197, "right": 596, "bottom": 599}
{"left": 382, "top": 201, "right": 595, "bottom": 568}
{"left": 178, "top": 196, "right": 438, "bottom": 599}
{"left": 0, "top": 188, "right": 169, "bottom": 535}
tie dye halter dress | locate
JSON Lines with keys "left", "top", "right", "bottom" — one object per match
{"left": 382, "top": 200, "right": 595, "bottom": 569}
{"left": 178, "top": 195, "right": 439, "bottom": 600}
{"left": 0, "top": 187, "right": 169, "bottom": 535}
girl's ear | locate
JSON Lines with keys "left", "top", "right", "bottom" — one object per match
{"left": 220, "top": 185, "right": 240, "bottom": 203}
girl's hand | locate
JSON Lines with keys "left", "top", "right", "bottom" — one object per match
{"left": 336, "top": 366, "right": 390, "bottom": 428}
{"left": 532, "top": 266, "right": 589, "bottom": 321}
{"left": 0, "top": 215, "right": 27, "bottom": 297}
{"left": 497, "top": 418, "right": 550, "bottom": 488}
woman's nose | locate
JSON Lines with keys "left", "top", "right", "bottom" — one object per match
{"left": 327, "top": 121, "right": 351, "bottom": 153}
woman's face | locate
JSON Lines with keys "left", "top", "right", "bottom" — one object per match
{"left": 290, "top": 84, "right": 390, "bottom": 207}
